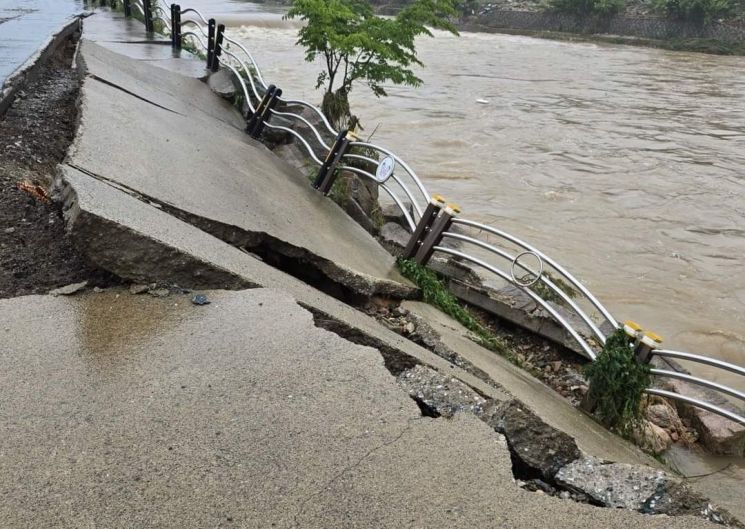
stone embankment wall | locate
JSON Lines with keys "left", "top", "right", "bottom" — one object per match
{"left": 468, "top": 9, "right": 745, "bottom": 42}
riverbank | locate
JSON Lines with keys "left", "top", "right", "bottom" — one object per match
{"left": 1, "top": 6, "right": 743, "bottom": 527}
{"left": 459, "top": 16, "right": 745, "bottom": 55}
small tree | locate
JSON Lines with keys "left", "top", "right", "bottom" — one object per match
{"left": 286, "top": 0, "right": 459, "bottom": 129}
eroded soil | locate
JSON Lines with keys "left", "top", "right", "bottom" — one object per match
{"left": 0, "top": 34, "right": 119, "bottom": 299}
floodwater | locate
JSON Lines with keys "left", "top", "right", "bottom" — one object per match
{"left": 0, "top": 0, "right": 82, "bottom": 85}
{"left": 186, "top": 1, "right": 745, "bottom": 394}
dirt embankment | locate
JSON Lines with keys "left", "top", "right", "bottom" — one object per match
{"left": 0, "top": 30, "right": 119, "bottom": 299}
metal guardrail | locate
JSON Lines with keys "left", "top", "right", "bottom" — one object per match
{"left": 115, "top": 0, "right": 745, "bottom": 428}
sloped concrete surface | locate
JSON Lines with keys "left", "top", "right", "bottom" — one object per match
{"left": 65, "top": 42, "right": 413, "bottom": 298}
{"left": 79, "top": 39, "right": 241, "bottom": 128}
{"left": 0, "top": 290, "right": 719, "bottom": 528}
{"left": 401, "top": 300, "right": 661, "bottom": 467}
{"left": 58, "top": 166, "right": 496, "bottom": 399}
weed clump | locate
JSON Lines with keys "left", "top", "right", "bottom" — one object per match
{"left": 584, "top": 328, "right": 651, "bottom": 437}
{"left": 397, "top": 258, "right": 513, "bottom": 359}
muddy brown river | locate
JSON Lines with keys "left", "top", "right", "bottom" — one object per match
{"left": 189, "top": 2, "right": 745, "bottom": 394}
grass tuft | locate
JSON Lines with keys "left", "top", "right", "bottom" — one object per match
{"left": 585, "top": 328, "right": 651, "bottom": 437}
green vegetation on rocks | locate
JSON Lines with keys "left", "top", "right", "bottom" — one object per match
{"left": 397, "top": 258, "right": 514, "bottom": 358}
{"left": 584, "top": 328, "right": 651, "bottom": 437}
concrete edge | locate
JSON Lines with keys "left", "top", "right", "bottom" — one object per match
{"left": 0, "top": 15, "right": 83, "bottom": 117}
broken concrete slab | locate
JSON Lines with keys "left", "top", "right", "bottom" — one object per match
{"left": 79, "top": 39, "right": 241, "bottom": 128}
{"left": 48, "top": 280, "right": 88, "bottom": 296}
{"left": 58, "top": 166, "right": 495, "bottom": 400}
{"left": 484, "top": 399, "right": 582, "bottom": 482}
{"left": 449, "top": 280, "right": 613, "bottom": 359}
{"left": 398, "top": 364, "right": 490, "bottom": 418}
{"left": 400, "top": 300, "right": 660, "bottom": 467}
{"left": 0, "top": 290, "right": 724, "bottom": 528}
{"left": 66, "top": 48, "right": 414, "bottom": 298}
{"left": 207, "top": 67, "right": 237, "bottom": 99}
{"left": 555, "top": 455, "right": 671, "bottom": 510}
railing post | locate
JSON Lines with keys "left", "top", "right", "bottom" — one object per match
{"left": 123, "top": 0, "right": 131, "bottom": 17}
{"left": 170, "top": 4, "right": 182, "bottom": 50}
{"left": 318, "top": 132, "right": 351, "bottom": 195}
{"left": 206, "top": 19, "right": 216, "bottom": 69}
{"left": 635, "top": 332, "right": 662, "bottom": 365}
{"left": 403, "top": 195, "right": 445, "bottom": 259}
{"left": 174, "top": 5, "right": 182, "bottom": 49}
{"left": 313, "top": 130, "right": 346, "bottom": 190}
{"left": 143, "top": 0, "right": 154, "bottom": 33}
{"left": 246, "top": 85, "right": 281, "bottom": 139}
{"left": 211, "top": 23, "right": 225, "bottom": 72}
{"left": 413, "top": 203, "right": 460, "bottom": 265}
{"left": 246, "top": 85, "right": 275, "bottom": 136}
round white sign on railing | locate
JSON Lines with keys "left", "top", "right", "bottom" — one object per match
{"left": 376, "top": 156, "right": 395, "bottom": 182}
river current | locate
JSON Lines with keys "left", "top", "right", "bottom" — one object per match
{"left": 184, "top": 1, "right": 745, "bottom": 392}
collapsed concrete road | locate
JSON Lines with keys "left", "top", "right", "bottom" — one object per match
{"left": 64, "top": 39, "right": 414, "bottom": 299}
{"left": 1, "top": 7, "right": 738, "bottom": 528}
{"left": 0, "top": 289, "right": 723, "bottom": 529}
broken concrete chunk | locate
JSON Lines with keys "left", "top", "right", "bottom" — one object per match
{"left": 397, "top": 364, "right": 489, "bottom": 418}
{"left": 555, "top": 455, "right": 671, "bottom": 510}
{"left": 48, "top": 281, "right": 88, "bottom": 296}
{"left": 482, "top": 399, "right": 581, "bottom": 481}
{"left": 641, "top": 482, "right": 741, "bottom": 528}
{"left": 206, "top": 68, "right": 237, "bottom": 99}
{"left": 129, "top": 284, "right": 150, "bottom": 295}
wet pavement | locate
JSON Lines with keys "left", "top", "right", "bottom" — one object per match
{"left": 0, "top": 0, "right": 81, "bottom": 86}
{"left": 0, "top": 289, "right": 723, "bottom": 528}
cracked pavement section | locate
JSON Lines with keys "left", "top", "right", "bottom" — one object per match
{"left": 0, "top": 289, "right": 721, "bottom": 528}
{"left": 64, "top": 37, "right": 414, "bottom": 299}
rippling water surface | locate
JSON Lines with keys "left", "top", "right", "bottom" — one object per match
{"left": 188, "top": 1, "right": 745, "bottom": 392}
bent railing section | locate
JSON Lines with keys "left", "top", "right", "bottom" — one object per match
{"left": 114, "top": 0, "right": 745, "bottom": 427}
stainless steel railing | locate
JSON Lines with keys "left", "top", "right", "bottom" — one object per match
{"left": 121, "top": 0, "right": 745, "bottom": 428}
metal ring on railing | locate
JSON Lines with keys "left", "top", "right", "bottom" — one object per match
{"left": 432, "top": 245, "right": 598, "bottom": 360}
{"left": 452, "top": 217, "right": 618, "bottom": 329}
{"left": 510, "top": 250, "right": 543, "bottom": 288}
{"left": 440, "top": 231, "right": 607, "bottom": 344}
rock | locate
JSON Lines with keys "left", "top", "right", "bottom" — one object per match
{"left": 148, "top": 288, "right": 171, "bottom": 298}
{"left": 191, "top": 294, "right": 210, "bottom": 305}
{"left": 207, "top": 68, "right": 237, "bottom": 99}
{"left": 646, "top": 402, "right": 684, "bottom": 433}
{"left": 381, "top": 202, "right": 413, "bottom": 228}
{"left": 641, "top": 482, "right": 740, "bottom": 527}
{"left": 403, "top": 321, "right": 415, "bottom": 335}
{"left": 4, "top": 227, "right": 15, "bottom": 234}
{"left": 129, "top": 284, "right": 150, "bottom": 295}
{"left": 397, "top": 365, "right": 489, "bottom": 418}
{"left": 555, "top": 455, "right": 671, "bottom": 510}
{"left": 482, "top": 399, "right": 581, "bottom": 481}
{"left": 633, "top": 420, "right": 673, "bottom": 455}
{"left": 379, "top": 222, "right": 410, "bottom": 256}
{"left": 659, "top": 376, "right": 745, "bottom": 456}
{"left": 49, "top": 281, "right": 88, "bottom": 296}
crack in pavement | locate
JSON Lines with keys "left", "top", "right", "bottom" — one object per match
{"left": 86, "top": 73, "right": 182, "bottom": 114}
{"left": 291, "top": 419, "right": 420, "bottom": 527}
